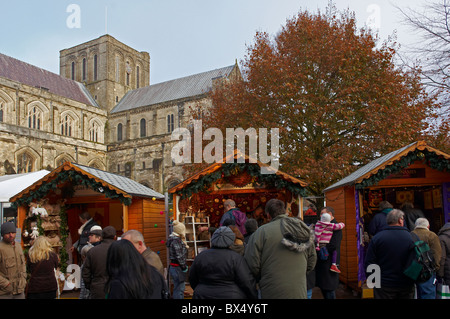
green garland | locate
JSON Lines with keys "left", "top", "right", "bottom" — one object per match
{"left": 11, "top": 169, "right": 132, "bottom": 209}
{"left": 177, "top": 163, "right": 307, "bottom": 199}
{"left": 59, "top": 206, "right": 69, "bottom": 273}
{"left": 355, "top": 149, "right": 450, "bottom": 189}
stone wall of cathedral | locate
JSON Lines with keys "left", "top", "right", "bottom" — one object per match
{"left": 0, "top": 76, "right": 107, "bottom": 175}
{"left": 107, "top": 96, "right": 212, "bottom": 193}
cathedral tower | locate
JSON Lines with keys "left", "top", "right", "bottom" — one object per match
{"left": 59, "top": 34, "right": 150, "bottom": 113}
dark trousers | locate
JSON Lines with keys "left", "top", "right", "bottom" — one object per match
{"left": 374, "top": 285, "right": 415, "bottom": 299}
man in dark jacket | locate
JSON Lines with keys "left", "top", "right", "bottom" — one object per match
{"left": 315, "top": 206, "right": 342, "bottom": 299}
{"left": 82, "top": 226, "right": 116, "bottom": 299}
{"left": 364, "top": 209, "right": 415, "bottom": 299}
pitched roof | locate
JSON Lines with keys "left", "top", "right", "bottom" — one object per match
{"left": 0, "top": 53, "right": 98, "bottom": 107}
{"left": 169, "top": 149, "right": 308, "bottom": 195}
{"left": 111, "top": 64, "right": 236, "bottom": 113}
{"left": 10, "top": 162, "right": 163, "bottom": 204}
{"left": 70, "top": 163, "right": 164, "bottom": 199}
{"left": 0, "top": 170, "right": 50, "bottom": 202}
{"left": 323, "top": 141, "right": 450, "bottom": 192}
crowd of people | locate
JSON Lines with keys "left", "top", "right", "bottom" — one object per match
{"left": 0, "top": 197, "right": 449, "bottom": 300}
{"left": 0, "top": 214, "right": 168, "bottom": 299}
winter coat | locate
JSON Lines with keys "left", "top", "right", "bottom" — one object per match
{"left": 189, "top": 248, "right": 257, "bottom": 299}
{"left": 166, "top": 234, "right": 188, "bottom": 270}
{"left": 244, "top": 214, "right": 316, "bottom": 299}
{"left": 315, "top": 219, "right": 343, "bottom": 291}
{"left": 403, "top": 208, "right": 425, "bottom": 231}
{"left": 364, "top": 226, "right": 415, "bottom": 288}
{"left": 142, "top": 248, "right": 164, "bottom": 277}
{"left": 437, "top": 223, "right": 450, "bottom": 282}
{"left": 0, "top": 241, "right": 27, "bottom": 296}
{"left": 76, "top": 218, "right": 98, "bottom": 253}
{"left": 82, "top": 238, "right": 115, "bottom": 299}
{"left": 26, "top": 251, "right": 59, "bottom": 294}
{"left": 411, "top": 227, "right": 441, "bottom": 271}
{"left": 368, "top": 208, "right": 392, "bottom": 236}
{"left": 220, "top": 208, "right": 247, "bottom": 235}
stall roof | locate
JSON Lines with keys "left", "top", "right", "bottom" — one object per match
{"left": 169, "top": 150, "right": 308, "bottom": 194}
{"left": 0, "top": 170, "right": 50, "bottom": 202}
{"left": 9, "top": 162, "right": 164, "bottom": 204}
{"left": 324, "top": 141, "right": 450, "bottom": 192}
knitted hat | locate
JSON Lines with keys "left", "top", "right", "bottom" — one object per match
{"left": 1, "top": 222, "right": 16, "bottom": 236}
{"left": 211, "top": 226, "right": 235, "bottom": 248}
{"left": 321, "top": 213, "right": 331, "bottom": 223}
{"left": 89, "top": 225, "right": 103, "bottom": 236}
{"left": 102, "top": 226, "right": 116, "bottom": 239}
{"left": 172, "top": 220, "right": 186, "bottom": 237}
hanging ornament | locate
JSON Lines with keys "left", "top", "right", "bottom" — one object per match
{"left": 154, "top": 224, "right": 158, "bottom": 227}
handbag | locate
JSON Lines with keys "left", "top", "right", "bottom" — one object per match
{"left": 318, "top": 246, "right": 329, "bottom": 261}
{"left": 437, "top": 280, "right": 450, "bottom": 299}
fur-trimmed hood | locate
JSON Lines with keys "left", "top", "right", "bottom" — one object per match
{"left": 279, "top": 215, "right": 314, "bottom": 253}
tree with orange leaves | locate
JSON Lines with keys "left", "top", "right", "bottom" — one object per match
{"left": 198, "top": 3, "right": 437, "bottom": 198}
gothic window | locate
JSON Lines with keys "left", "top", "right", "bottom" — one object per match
{"left": 167, "top": 114, "right": 174, "bottom": 133}
{"left": 82, "top": 58, "right": 87, "bottom": 81}
{"left": 0, "top": 103, "right": 3, "bottom": 122}
{"left": 89, "top": 121, "right": 100, "bottom": 142}
{"left": 28, "top": 106, "right": 43, "bottom": 130}
{"left": 17, "top": 152, "right": 34, "bottom": 173}
{"left": 71, "top": 61, "right": 76, "bottom": 80}
{"left": 136, "top": 66, "right": 140, "bottom": 88}
{"left": 60, "top": 114, "right": 74, "bottom": 137}
{"left": 57, "top": 157, "right": 71, "bottom": 167}
{"left": 126, "top": 61, "right": 131, "bottom": 86}
{"left": 115, "top": 56, "right": 120, "bottom": 82}
{"left": 93, "top": 55, "right": 98, "bottom": 81}
{"left": 117, "top": 123, "right": 123, "bottom": 141}
{"left": 140, "top": 118, "right": 146, "bottom": 137}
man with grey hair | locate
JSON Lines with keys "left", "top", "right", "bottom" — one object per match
{"left": 122, "top": 229, "right": 164, "bottom": 276}
{"left": 412, "top": 217, "right": 441, "bottom": 299}
{"left": 364, "top": 209, "right": 416, "bottom": 299}
{"left": 220, "top": 199, "right": 247, "bottom": 235}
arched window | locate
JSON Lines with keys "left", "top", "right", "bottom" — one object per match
{"left": 140, "top": 118, "right": 146, "bottom": 137}
{"left": 82, "top": 58, "right": 87, "bottom": 81}
{"left": 167, "top": 114, "right": 174, "bottom": 133}
{"left": 0, "top": 103, "right": 3, "bottom": 122}
{"left": 117, "top": 123, "right": 123, "bottom": 141}
{"left": 136, "top": 65, "right": 140, "bottom": 88}
{"left": 28, "top": 106, "right": 43, "bottom": 130}
{"left": 93, "top": 54, "right": 98, "bottom": 81}
{"left": 71, "top": 61, "right": 76, "bottom": 80}
{"left": 61, "top": 115, "right": 74, "bottom": 137}
{"left": 89, "top": 121, "right": 100, "bottom": 142}
{"left": 17, "top": 152, "right": 34, "bottom": 173}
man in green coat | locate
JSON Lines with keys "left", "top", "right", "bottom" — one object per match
{"left": 244, "top": 199, "right": 316, "bottom": 299}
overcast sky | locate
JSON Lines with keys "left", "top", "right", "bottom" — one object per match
{"left": 0, "top": 0, "right": 426, "bottom": 84}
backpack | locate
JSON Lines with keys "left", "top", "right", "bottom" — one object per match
{"left": 231, "top": 209, "right": 247, "bottom": 235}
{"left": 403, "top": 232, "right": 436, "bottom": 283}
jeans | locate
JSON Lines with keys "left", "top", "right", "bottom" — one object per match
{"left": 416, "top": 273, "right": 436, "bottom": 299}
{"left": 320, "top": 289, "right": 336, "bottom": 299}
{"left": 169, "top": 266, "right": 186, "bottom": 299}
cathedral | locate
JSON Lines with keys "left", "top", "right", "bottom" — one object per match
{"left": 0, "top": 34, "right": 241, "bottom": 193}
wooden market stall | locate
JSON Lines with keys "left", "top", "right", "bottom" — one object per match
{"left": 169, "top": 150, "right": 309, "bottom": 259}
{"left": 323, "top": 141, "right": 450, "bottom": 294}
{"left": 9, "top": 162, "right": 167, "bottom": 270}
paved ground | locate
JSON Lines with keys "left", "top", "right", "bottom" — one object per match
{"left": 59, "top": 282, "right": 360, "bottom": 299}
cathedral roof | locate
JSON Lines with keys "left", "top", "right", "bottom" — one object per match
{"left": 110, "top": 64, "right": 236, "bottom": 113}
{"left": 0, "top": 53, "right": 98, "bottom": 107}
